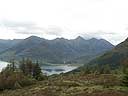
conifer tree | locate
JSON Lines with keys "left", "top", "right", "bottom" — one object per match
{"left": 19, "top": 58, "right": 26, "bottom": 74}
{"left": 33, "top": 60, "right": 42, "bottom": 80}
{"left": 25, "top": 58, "right": 33, "bottom": 76}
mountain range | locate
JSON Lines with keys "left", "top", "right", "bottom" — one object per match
{"left": 0, "top": 36, "right": 114, "bottom": 64}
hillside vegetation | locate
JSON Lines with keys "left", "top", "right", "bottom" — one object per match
{"left": 81, "top": 38, "right": 128, "bottom": 69}
{"left": 0, "top": 72, "right": 128, "bottom": 96}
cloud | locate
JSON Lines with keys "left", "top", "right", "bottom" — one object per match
{"left": 78, "top": 31, "right": 122, "bottom": 45}
{"left": 46, "top": 25, "right": 63, "bottom": 36}
{"left": 0, "top": 20, "right": 43, "bottom": 34}
{"left": 0, "top": 20, "right": 126, "bottom": 45}
{"left": 79, "top": 31, "right": 116, "bottom": 39}
{"left": 0, "top": 20, "right": 63, "bottom": 36}
{"left": 1, "top": 20, "right": 35, "bottom": 28}
{"left": 125, "top": 26, "right": 128, "bottom": 31}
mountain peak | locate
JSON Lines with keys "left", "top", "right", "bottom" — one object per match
{"left": 54, "top": 37, "right": 68, "bottom": 42}
{"left": 75, "top": 36, "right": 85, "bottom": 41}
{"left": 27, "top": 36, "right": 41, "bottom": 39}
{"left": 89, "top": 38, "right": 99, "bottom": 41}
{"left": 25, "top": 36, "right": 45, "bottom": 41}
{"left": 125, "top": 37, "right": 128, "bottom": 41}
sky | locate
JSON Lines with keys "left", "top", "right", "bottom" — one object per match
{"left": 0, "top": 0, "right": 128, "bottom": 45}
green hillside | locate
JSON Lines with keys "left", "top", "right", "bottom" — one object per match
{"left": 87, "top": 38, "right": 128, "bottom": 68}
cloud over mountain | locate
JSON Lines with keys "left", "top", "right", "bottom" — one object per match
{"left": 0, "top": 20, "right": 63, "bottom": 37}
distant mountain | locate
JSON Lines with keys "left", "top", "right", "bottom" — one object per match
{"left": 86, "top": 37, "right": 128, "bottom": 68}
{"left": 0, "top": 39, "right": 22, "bottom": 52}
{"left": 0, "top": 36, "right": 114, "bottom": 64}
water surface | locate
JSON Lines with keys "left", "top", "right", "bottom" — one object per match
{"left": 0, "top": 61, "right": 79, "bottom": 76}
{"left": 41, "top": 64, "right": 79, "bottom": 75}
{"left": 0, "top": 61, "right": 9, "bottom": 71}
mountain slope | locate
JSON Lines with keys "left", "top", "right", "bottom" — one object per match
{"left": 0, "top": 39, "right": 22, "bottom": 52}
{"left": 0, "top": 36, "right": 114, "bottom": 64}
{"left": 87, "top": 37, "right": 128, "bottom": 68}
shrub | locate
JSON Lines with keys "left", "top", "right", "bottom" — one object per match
{"left": 0, "top": 70, "right": 35, "bottom": 90}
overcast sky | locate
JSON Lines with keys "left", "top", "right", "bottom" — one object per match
{"left": 0, "top": 0, "right": 128, "bottom": 45}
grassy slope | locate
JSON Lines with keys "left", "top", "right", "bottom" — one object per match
{"left": 0, "top": 73, "right": 128, "bottom": 96}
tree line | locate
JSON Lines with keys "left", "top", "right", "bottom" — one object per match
{"left": 19, "top": 58, "right": 43, "bottom": 80}
{"left": 0, "top": 58, "right": 45, "bottom": 90}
